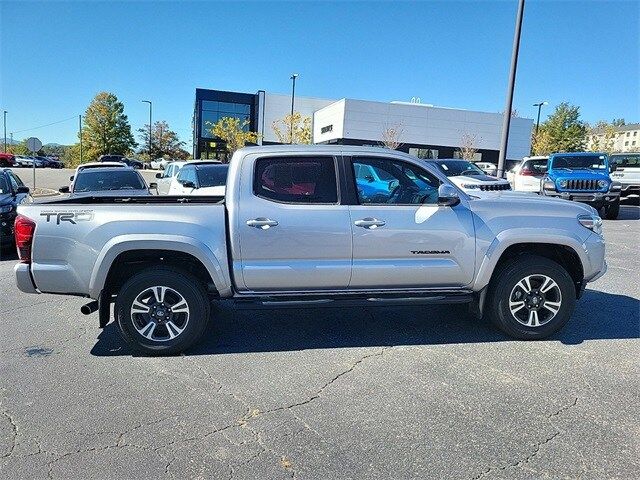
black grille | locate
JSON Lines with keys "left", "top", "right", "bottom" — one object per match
{"left": 479, "top": 183, "right": 511, "bottom": 191}
{"left": 566, "top": 179, "right": 598, "bottom": 190}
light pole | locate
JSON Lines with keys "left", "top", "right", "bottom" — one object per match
{"left": 142, "top": 100, "right": 152, "bottom": 155}
{"left": 289, "top": 73, "right": 298, "bottom": 144}
{"left": 79, "top": 115, "right": 83, "bottom": 163}
{"left": 497, "top": 0, "right": 525, "bottom": 178}
{"left": 2, "top": 111, "right": 6, "bottom": 153}
{"left": 533, "top": 101, "right": 548, "bottom": 134}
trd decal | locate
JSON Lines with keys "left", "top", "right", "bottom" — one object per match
{"left": 40, "top": 211, "right": 94, "bottom": 225}
{"left": 411, "top": 250, "right": 451, "bottom": 255}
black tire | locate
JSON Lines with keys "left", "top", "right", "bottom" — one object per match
{"left": 115, "top": 266, "right": 210, "bottom": 355}
{"left": 486, "top": 254, "right": 576, "bottom": 340}
{"left": 603, "top": 200, "right": 620, "bottom": 220}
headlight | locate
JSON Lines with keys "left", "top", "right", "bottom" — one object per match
{"left": 0, "top": 204, "right": 14, "bottom": 214}
{"left": 578, "top": 214, "right": 603, "bottom": 235}
{"left": 543, "top": 180, "right": 556, "bottom": 191}
{"left": 460, "top": 183, "right": 480, "bottom": 189}
{"left": 609, "top": 181, "right": 622, "bottom": 191}
{"left": 559, "top": 180, "right": 568, "bottom": 188}
{"left": 597, "top": 180, "right": 608, "bottom": 188}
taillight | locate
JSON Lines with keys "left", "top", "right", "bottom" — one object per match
{"left": 14, "top": 215, "right": 36, "bottom": 263}
{"left": 520, "top": 168, "right": 533, "bottom": 176}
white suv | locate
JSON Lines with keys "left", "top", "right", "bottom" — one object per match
{"left": 428, "top": 159, "right": 511, "bottom": 193}
{"left": 508, "top": 156, "right": 548, "bottom": 193}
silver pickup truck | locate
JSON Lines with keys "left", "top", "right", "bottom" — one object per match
{"left": 14, "top": 146, "right": 607, "bottom": 354}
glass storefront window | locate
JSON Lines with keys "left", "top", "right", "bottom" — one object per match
{"left": 200, "top": 100, "right": 251, "bottom": 138}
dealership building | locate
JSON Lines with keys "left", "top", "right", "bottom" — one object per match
{"left": 193, "top": 88, "right": 533, "bottom": 162}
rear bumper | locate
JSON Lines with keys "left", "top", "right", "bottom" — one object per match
{"left": 14, "top": 263, "right": 39, "bottom": 294}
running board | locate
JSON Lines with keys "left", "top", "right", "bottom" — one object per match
{"left": 233, "top": 291, "right": 474, "bottom": 309}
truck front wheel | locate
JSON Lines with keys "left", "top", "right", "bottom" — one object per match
{"left": 115, "top": 266, "right": 210, "bottom": 355}
{"left": 486, "top": 255, "right": 576, "bottom": 340}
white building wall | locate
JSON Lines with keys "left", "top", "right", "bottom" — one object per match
{"left": 313, "top": 99, "right": 533, "bottom": 160}
{"left": 261, "top": 93, "right": 335, "bottom": 143}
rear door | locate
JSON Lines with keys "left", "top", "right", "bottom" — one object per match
{"left": 347, "top": 155, "right": 476, "bottom": 288}
{"left": 157, "top": 164, "right": 175, "bottom": 195}
{"left": 235, "top": 154, "right": 352, "bottom": 291}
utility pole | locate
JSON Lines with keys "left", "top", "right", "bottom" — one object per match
{"left": 497, "top": 0, "right": 525, "bottom": 178}
{"left": 142, "top": 100, "right": 152, "bottom": 156}
{"left": 2, "top": 111, "right": 6, "bottom": 153}
{"left": 79, "top": 115, "right": 83, "bottom": 163}
{"left": 290, "top": 74, "right": 298, "bottom": 144}
{"left": 533, "top": 101, "right": 548, "bottom": 134}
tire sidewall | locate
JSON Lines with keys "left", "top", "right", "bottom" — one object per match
{"left": 116, "top": 267, "right": 209, "bottom": 355}
{"left": 490, "top": 256, "right": 576, "bottom": 339}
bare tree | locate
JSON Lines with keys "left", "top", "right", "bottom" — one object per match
{"left": 380, "top": 123, "right": 404, "bottom": 150}
{"left": 458, "top": 132, "right": 480, "bottom": 160}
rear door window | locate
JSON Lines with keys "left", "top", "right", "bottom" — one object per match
{"left": 254, "top": 156, "right": 338, "bottom": 204}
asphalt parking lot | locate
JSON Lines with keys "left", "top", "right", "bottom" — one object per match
{"left": 1, "top": 168, "right": 639, "bottom": 479}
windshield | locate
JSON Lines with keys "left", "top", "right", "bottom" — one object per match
{"left": 610, "top": 153, "right": 640, "bottom": 168}
{"left": 73, "top": 170, "right": 146, "bottom": 192}
{"left": 0, "top": 176, "right": 9, "bottom": 194}
{"left": 196, "top": 164, "right": 229, "bottom": 187}
{"left": 435, "top": 161, "right": 484, "bottom": 176}
{"left": 523, "top": 159, "right": 548, "bottom": 174}
{"left": 551, "top": 155, "right": 606, "bottom": 170}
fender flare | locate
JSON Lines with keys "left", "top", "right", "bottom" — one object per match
{"left": 472, "top": 228, "right": 589, "bottom": 291}
{"left": 88, "top": 234, "right": 231, "bottom": 298}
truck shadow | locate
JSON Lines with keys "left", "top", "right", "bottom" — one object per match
{"left": 90, "top": 288, "right": 639, "bottom": 357}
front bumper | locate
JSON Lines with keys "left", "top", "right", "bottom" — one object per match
{"left": 14, "top": 263, "right": 39, "bottom": 294}
{"left": 583, "top": 233, "right": 607, "bottom": 283}
{"left": 619, "top": 184, "right": 640, "bottom": 199}
{"left": 543, "top": 190, "right": 619, "bottom": 207}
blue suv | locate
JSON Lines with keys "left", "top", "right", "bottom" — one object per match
{"left": 541, "top": 152, "right": 621, "bottom": 219}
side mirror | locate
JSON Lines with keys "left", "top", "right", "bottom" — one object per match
{"left": 609, "top": 164, "right": 617, "bottom": 173}
{"left": 182, "top": 180, "right": 196, "bottom": 189}
{"left": 155, "top": 172, "right": 163, "bottom": 178}
{"left": 16, "top": 186, "right": 30, "bottom": 194}
{"left": 437, "top": 184, "right": 460, "bottom": 207}
{"left": 149, "top": 182, "right": 158, "bottom": 189}
{"left": 58, "top": 186, "right": 70, "bottom": 193}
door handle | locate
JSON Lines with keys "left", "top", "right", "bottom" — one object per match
{"left": 354, "top": 217, "right": 386, "bottom": 229}
{"left": 246, "top": 218, "right": 279, "bottom": 229}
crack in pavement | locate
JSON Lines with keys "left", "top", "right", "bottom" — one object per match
{"left": 0, "top": 404, "right": 17, "bottom": 459}
{"left": 471, "top": 397, "right": 579, "bottom": 479}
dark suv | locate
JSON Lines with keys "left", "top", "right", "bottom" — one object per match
{"left": 98, "top": 154, "right": 143, "bottom": 169}
{"left": 0, "top": 169, "right": 30, "bottom": 248}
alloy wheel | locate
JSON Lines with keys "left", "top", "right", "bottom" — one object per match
{"left": 508, "top": 274, "right": 562, "bottom": 327}
{"left": 130, "top": 286, "right": 190, "bottom": 341}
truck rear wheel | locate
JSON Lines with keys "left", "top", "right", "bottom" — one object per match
{"left": 115, "top": 266, "right": 210, "bottom": 355}
{"left": 486, "top": 254, "right": 576, "bottom": 340}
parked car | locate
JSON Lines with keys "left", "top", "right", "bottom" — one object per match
{"left": 150, "top": 158, "right": 170, "bottom": 170}
{"left": 155, "top": 161, "right": 187, "bottom": 195}
{"left": 427, "top": 159, "right": 511, "bottom": 193}
{"left": 0, "top": 153, "right": 15, "bottom": 167}
{"left": 14, "top": 155, "right": 43, "bottom": 168}
{"left": 14, "top": 145, "right": 607, "bottom": 355}
{"left": 475, "top": 162, "right": 497, "bottom": 176}
{"left": 508, "top": 156, "right": 548, "bottom": 193}
{"left": 67, "top": 162, "right": 128, "bottom": 192}
{"left": 609, "top": 153, "right": 640, "bottom": 202}
{"left": 36, "top": 156, "right": 63, "bottom": 169}
{"left": 0, "top": 169, "right": 30, "bottom": 248}
{"left": 540, "top": 152, "right": 621, "bottom": 219}
{"left": 98, "top": 154, "right": 143, "bottom": 169}
{"left": 59, "top": 167, "right": 156, "bottom": 196}
{"left": 168, "top": 161, "right": 228, "bottom": 196}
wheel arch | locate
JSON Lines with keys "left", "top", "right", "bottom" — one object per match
{"left": 89, "top": 235, "right": 231, "bottom": 299}
{"left": 474, "top": 234, "right": 587, "bottom": 298}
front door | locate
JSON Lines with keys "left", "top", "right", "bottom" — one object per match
{"left": 157, "top": 164, "right": 175, "bottom": 195}
{"left": 236, "top": 155, "right": 352, "bottom": 291}
{"left": 348, "top": 156, "right": 476, "bottom": 289}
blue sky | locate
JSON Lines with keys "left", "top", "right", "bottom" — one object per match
{"left": 1, "top": 0, "right": 638, "bottom": 150}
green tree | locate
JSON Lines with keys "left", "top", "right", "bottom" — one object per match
{"left": 532, "top": 102, "right": 587, "bottom": 155}
{"left": 137, "top": 120, "right": 187, "bottom": 159}
{"left": 208, "top": 117, "right": 259, "bottom": 158}
{"left": 7, "top": 140, "right": 30, "bottom": 155}
{"left": 611, "top": 118, "right": 626, "bottom": 127}
{"left": 272, "top": 112, "right": 312, "bottom": 144}
{"left": 588, "top": 121, "right": 617, "bottom": 154}
{"left": 81, "top": 92, "right": 136, "bottom": 161}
